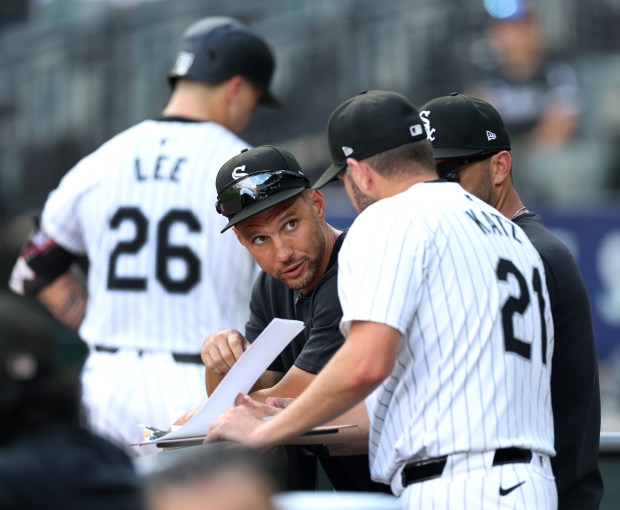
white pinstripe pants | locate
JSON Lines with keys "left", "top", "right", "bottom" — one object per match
{"left": 81, "top": 349, "right": 207, "bottom": 456}
{"left": 398, "top": 452, "right": 557, "bottom": 509}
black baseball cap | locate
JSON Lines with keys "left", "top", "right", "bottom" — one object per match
{"left": 420, "top": 92, "right": 511, "bottom": 159}
{"left": 169, "top": 17, "right": 279, "bottom": 106}
{"left": 215, "top": 145, "right": 311, "bottom": 232}
{"left": 313, "top": 90, "right": 427, "bottom": 189}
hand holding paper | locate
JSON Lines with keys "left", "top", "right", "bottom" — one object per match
{"left": 205, "top": 393, "right": 278, "bottom": 450}
{"left": 153, "top": 318, "right": 304, "bottom": 443}
{"left": 201, "top": 328, "right": 249, "bottom": 375}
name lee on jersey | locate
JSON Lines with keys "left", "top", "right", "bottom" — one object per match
{"left": 134, "top": 154, "right": 188, "bottom": 182}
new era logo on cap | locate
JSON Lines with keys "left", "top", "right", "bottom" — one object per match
{"left": 342, "top": 146, "right": 354, "bottom": 157}
{"left": 487, "top": 131, "right": 497, "bottom": 141}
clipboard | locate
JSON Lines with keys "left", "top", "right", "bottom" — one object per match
{"left": 129, "top": 424, "right": 357, "bottom": 448}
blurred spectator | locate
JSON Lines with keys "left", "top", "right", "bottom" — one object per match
{"left": 471, "top": 2, "right": 579, "bottom": 146}
{"left": 145, "top": 444, "right": 280, "bottom": 510}
{"left": 466, "top": 0, "right": 592, "bottom": 202}
{"left": 0, "top": 291, "right": 143, "bottom": 510}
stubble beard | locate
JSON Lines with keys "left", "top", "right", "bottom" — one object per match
{"left": 348, "top": 177, "right": 376, "bottom": 213}
{"left": 474, "top": 162, "right": 494, "bottom": 206}
{"left": 277, "top": 221, "right": 327, "bottom": 291}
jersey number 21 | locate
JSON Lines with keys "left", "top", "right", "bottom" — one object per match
{"left": 497, "top": 258, "right": 548, "bottom": 364}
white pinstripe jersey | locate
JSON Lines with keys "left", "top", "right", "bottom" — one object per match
{"left": 338, "top": 181, "right": 555, "bottom": 490}
{"left": 41, "top": 119, "right": 259, "bottom": 353}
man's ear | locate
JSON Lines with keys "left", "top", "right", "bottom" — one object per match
{"left": 232, "top": 226, "right": 246, "bottom": 247}
{"left": 346, "top": 157, "right": 374, "bottom": 191}
{"left": 492, "top": 150, "right": 513, "bottom": 186}
{"left": 224, "top": 75, "right": 244, "bottom": 104}
{"left": 309, "top": 189, "right": 326, "bottom": 219}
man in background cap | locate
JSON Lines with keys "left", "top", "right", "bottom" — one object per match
{"left": 199, "top": 144, "right": 388, "bottom": 492}
{"left": 0, "top": 292, "right": 142, "bottom": 509}
{"left": 206, "top": 90, "right": 558, "bottom": 509}
{"left": 420, "top": 92, "right": 603, "bottom": 510}
{"left": 8, "top": 16, "right": 277, "bottom": 454}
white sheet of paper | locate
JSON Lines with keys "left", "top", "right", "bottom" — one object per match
{"left": 158, "top": 318, "right": 304, "bottom": 441}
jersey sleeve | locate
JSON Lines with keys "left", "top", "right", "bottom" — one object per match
{"left": 338, "top": 206, "right": 427, "bottom": 338}
{"left": 40, "top": 156, "right": 102, "bottom": 255}
{"left": 292, "top": 269, "right": 345, "bottom": 375}
{"left": 8, "top": 215, "right": 79, "bottom": 296}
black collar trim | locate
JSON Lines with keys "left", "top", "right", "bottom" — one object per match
{"left": 154, "top": 116, "right": 207, "bottom": 123}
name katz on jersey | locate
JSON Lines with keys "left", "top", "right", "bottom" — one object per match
{"left": 464, "top": 208, "right": 523, "bottom": 243}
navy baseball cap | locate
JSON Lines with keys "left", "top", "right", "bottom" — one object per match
{"left": 419, "top": 92, "right": 511, "bottom": 159}
{"left": 169, "top": 17, "right": 279, "bottom": 107}
{"left": 313, "top": 90, "right": 427, "bottom": 189}
{"left": 215, "top": 145, "right": 311, "bottom": 232}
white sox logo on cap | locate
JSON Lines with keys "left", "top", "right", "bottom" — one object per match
{"left": 232, "top": 165, "right": 248, "bottom": 179}
{"left": 419, "top": 111, "right": 436, "bottom": 142}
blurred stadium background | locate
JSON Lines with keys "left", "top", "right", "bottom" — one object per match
{"left": 1, "top": 0, "right": 619, "bottom": 430}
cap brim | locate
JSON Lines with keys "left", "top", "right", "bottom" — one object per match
{"left": 432, "top": 147, "right": 489, "bottom": 159}
{"left": 259, "top": 89, "right": 281, "bottom": 108}
{"left": 220, "top": 187, "right": 306, "bottom": 233}
{"left": 312, "top": 163, "right": 345, "bottom": 190}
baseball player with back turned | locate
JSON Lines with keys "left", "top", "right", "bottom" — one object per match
{"left": 205, "top": 90, "right": 558, "bottom": 509}
{"left": 420, "top": 92, "right": 603, "bottom": 510}
{"left": 8, "top": 17, "right": 277, "bottom": 453}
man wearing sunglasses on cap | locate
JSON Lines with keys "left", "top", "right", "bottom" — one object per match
{"left": 201, "top": 144, "right": 389, "bottom": 493}
{"left": 420, "top": 92, "right": 603, "bottom": 510}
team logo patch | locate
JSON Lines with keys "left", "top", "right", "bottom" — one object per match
{"left": 232, "top": 165, "right": 248, "bottom": 179}
{"left": 342, "top": 146, "right": 354, "bottom": 157}
{"left": 486, "top": 130, "right": 497, "bottom": 141}
{"left": 419, "top": 110, "right": 436, "bottom": 141}
{"left": 171, "top": 51, "right": 195, "bottom": 76}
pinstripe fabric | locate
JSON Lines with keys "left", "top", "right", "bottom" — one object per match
{"left": 42, "top": 120, "right": 259, "bottom": 350}
{"left": 338, "top": 181, "right": 555, "bottom": 506}
{"left": 399, "top": 457, "right": 557, "bottom": 509}
{"left": 81, "top": 349, "right": 206, "bottom": 455}
{"left": 40, "top": 119, "right": 260, "bottom": 453}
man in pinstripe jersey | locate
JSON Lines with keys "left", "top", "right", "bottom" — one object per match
{"left": 8, "top": 17, "right": 276, "bottom": 454}
{"left": 420, "top": 92, "right": 603, "bottom": 510}
{"left": 206, "top": 90, "right": 558, "bottom": 509}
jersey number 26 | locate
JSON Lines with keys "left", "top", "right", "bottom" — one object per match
{"left": 107, "top": 206, "right": 200, "bottom": 293}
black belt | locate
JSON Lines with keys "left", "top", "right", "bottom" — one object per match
{"left": 402, "top": 447, "right": 533, "bottom": 487}
{"left": 94, "top": 345, "right": 203, "bottom": 365}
